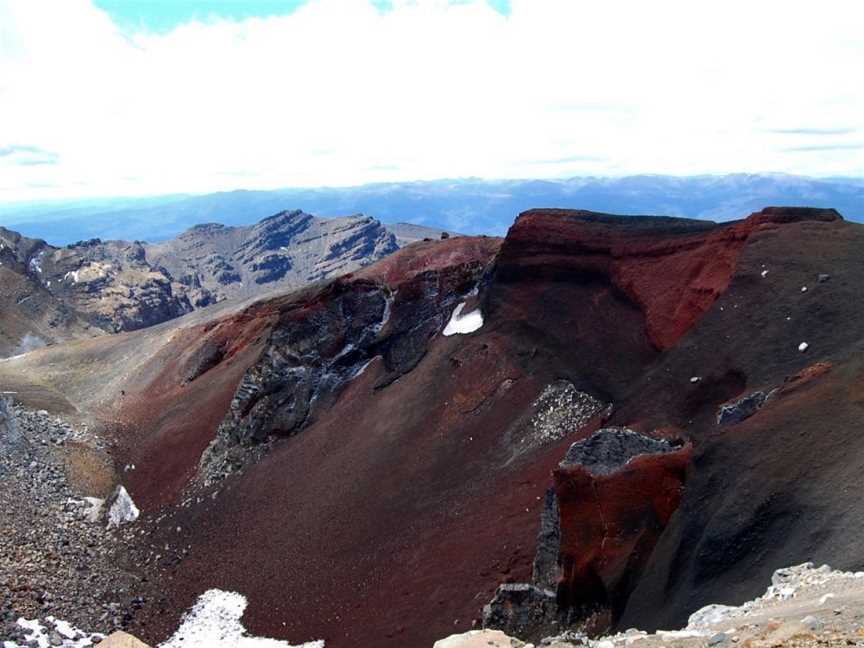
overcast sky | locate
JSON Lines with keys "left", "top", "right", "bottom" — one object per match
{"left": 0, "top": 0, "right": 862, "bottom": 203}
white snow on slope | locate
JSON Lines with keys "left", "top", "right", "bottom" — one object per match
{"left": 442, "top": 302, "right": 483, "bottom": 336}
{"left": 106, "top": 485, "right": 139, "bottom": 529}
{"left": 2, "top": 616, "right": 104, "bottom": 648}
{"left": 158, "top": 590, "right": 324, "bottom": 648}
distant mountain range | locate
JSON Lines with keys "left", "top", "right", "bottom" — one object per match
{"left": 1, "top": 174, "right": 862, "bottom": 245}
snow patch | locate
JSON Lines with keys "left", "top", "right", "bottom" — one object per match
{"left": 13, "top": 333, "right": 46, "bottom": 356}
{"left": 105, "top": 485, "right": 139, "bottom": 529}
{"left": 656, "top": 630, "right": 708, "bottom": 640}
{"left": 64, "top": 270, "right": 80, "bottom": 283}
{"left": 3, "top": 616, "right": 104, "bottom": 647}
{"left": 158, "top": 589, "right": 324, "bottom": 648}
{"left": 28, "top": 253, "right": 44, "bottom": 274}
{"left": 443, "top": 302, "right": 483, "bottom": 336}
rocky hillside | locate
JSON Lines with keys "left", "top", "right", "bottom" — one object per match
{"left": 0, "top": 211, "right": 404, "bottom": 357}
{"left": 146, "top": 210, "right": 400, "bottom": 308}
{"left": 1, "top": 206, "right": 861, "bottom": 648}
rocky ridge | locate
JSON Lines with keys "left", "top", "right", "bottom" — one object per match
{"left": 0, "top": 211, "right": 406, "bottom": 357}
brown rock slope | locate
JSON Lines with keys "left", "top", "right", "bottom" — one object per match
{"left": 1, "top": 207, "right": 861, "bottom": 648}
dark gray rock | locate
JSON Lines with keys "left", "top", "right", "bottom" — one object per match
{"left": 560, "top": 428, "right": 677, "bottom": 475}
{"left": 482, "top": 583, "right": 558, "bottom": 640}
{"left": 532, "top": 488, "right": 560, "bottom": 591}
{"left": 716, "top": 390, "right": 774, "bottom": 426}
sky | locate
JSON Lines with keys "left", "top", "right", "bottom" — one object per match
{"left": 0, "top": 0, "right": 862, "bottom": 203}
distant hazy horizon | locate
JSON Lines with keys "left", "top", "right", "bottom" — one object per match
{"left": 2, "top": 173, "right": 862, "bottom": 246}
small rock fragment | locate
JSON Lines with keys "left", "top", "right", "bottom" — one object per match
{"left": 800, "top": 615, "right": 823, "bottom": 632}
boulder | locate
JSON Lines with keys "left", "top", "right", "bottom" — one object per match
{"left": 433, "top": 629, "right": 526, "bottom": 648}
{"left": 98, "top": 631, "right": 151, "bottom": 647}
{"left": 482, "top": 583, "right": 558, "bottom": 639}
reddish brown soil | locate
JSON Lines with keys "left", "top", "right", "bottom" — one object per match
{"left": 119, "top": 312, "right": 274, "bottom": 509}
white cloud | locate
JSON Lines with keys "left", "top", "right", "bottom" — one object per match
{"left": 0, "top": 0, "right": 862, "bottom": 202}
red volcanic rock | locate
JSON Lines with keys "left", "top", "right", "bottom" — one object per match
{"left": 497, "top": 208, "right": 841, "bottom": 350}
{"left": 354, "top": 235, "right": 502, "bottom": 288}
{"left": 553, "top": 429, "right": 692, "bottom": 623}
{"left": 779, "top": 361, "right": 832, "bottom": 395}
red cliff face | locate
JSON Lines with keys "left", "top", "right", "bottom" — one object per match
{"left": 553, "top": 431, "right": 692, "bottom": 624}
{"left": 497, "top": 207, "right": 841, "bottom": 350}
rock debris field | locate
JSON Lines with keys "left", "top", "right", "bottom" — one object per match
{"left": 0, "top": 397, "right": 145, "bottom": 646}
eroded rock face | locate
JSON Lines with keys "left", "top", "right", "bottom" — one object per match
{"left": 495, "top": 207, "right": 842, "bottom": 350}
{"left": 46, "top": 239, "right": 194, "bottom": 333}
{"left": 199, "top": 237, "right": 501, "bottom": 483}
{"left": 553, "top": 428, "right": 692, "bottom": 626}
{"left": 532, "top": 488, "right": 561, "bottom": 592}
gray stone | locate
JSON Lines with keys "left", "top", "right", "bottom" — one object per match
{"left": 716, "top": 390, "right": 774, "bottom": 426}
{"left": 483, "top": 583, "right": 558, "bottom": 640}
{"left": 560, "top": 427, "right": 677, "bottom": 475}
{"left": 532, "top": 488, "right": 560, "bottom": 591}
{"left": 800, "top": 615, "right": 823, "bottom": 632}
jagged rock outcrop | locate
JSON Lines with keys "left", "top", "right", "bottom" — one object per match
{"left": 199, "top": 236, "right": 501, "bottom": 483}
{"left": 0, "top": 227, "right": 101, "bottom": 355}
{"left": 483, "top": 429, "right": 691, "bottom": 639}
{"left": 553, "top": 429, "right": 691, "bottom": 626}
